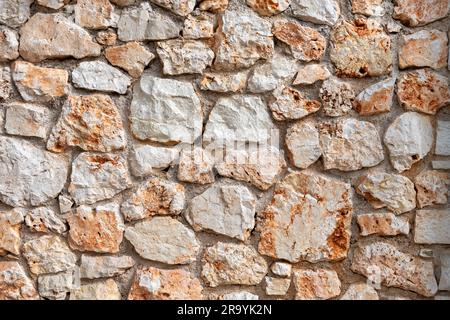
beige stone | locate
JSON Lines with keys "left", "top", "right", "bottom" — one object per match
{"left": 4, "top": 102, "right": 50, "bottom": 139}
{"left": 265, "top": 277, "right": 291, "bottom": 295}
{"left": 200, "top": 71, "right": 247, "bottom": 93}
{"left": 105, "top": 42, "right": 155, "bottom": 78}
{"left": 178, "top": 147, "right": 215, "bottom": 184}
{"left": 247, "top": 0, "right": 290, "bottom": 16}
{"left": 340, "top": 283, "right": 379, "bottom": 300}
{"left": 285, "top": 120, "right": 321, "bottom": 169}
{"left": 0, "top": 26, "right": 19, "bottom": 62}
{"left": 0, "top": 0, "right": 33, "bottom": 27}
{"left": 183, "top": 11, "right": 214, "bottom": 39}
{"left": 293, "top": 269, "right": 341, "bottom": 300}
{"left": 149, "top": 0, "right": 195, "bottom": 16}
{"left": 80, "top": 255, "right": 135, "bottom": 279}
{"left": 415, "top": 170, "right": 449, "bottom": 208}
{"left": 293, "top": 64, "right": 330, "bottom": 85}
{"left": 351, "top": 0, "right": 384, "bottom": 16}
{"left": 414, "top": 210, "right": 450, "bottom": 244}
{"left": 0, "top": 208, "right": 24, "bottom": 256}
{"left": 38, "top": 269, "right": 77, "bottom": 300}
{"left": 25, "top": 207, "right": 67, "bottom": 234}
{"left": 74, "top": 0, "right": 114, "bottom": 30}
{"left": 96, "top": 30, "right": 117, "bottom": 46}
{"left": 353, "top": 78, "right": 395, "bottom": 116}
{"left": 393, "top": 0, "right": 449, "bottom": 27}
{"left": 70, "top": 279, "right": 121, "bottom": 300}
{"left": 199, "top": 0, "right": 228, "bottom": 12}
{"left": 0, "top": 261, "right": 39, "bottom": 300}
{"left": 129, "top": 145, "right": 179, "bottom": 176}
{"left": 258, "top": 171, "right": 353, "bottom": 263}
{"left": 357, "top": 212, "right": 410, "bottom": 236}
{"left": 436, "top": 120, "right": 450, "bottom": 156}
{"left": 0, "top": 66, "right": 11, "bottom": 101}
{"left": 37, "top": 0, "right": 69, "bottom": 9}
{"left": 320, "top": 78, "right": 355, "bottom": 117}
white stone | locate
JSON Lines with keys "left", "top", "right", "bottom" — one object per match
{"left": 353, "top": 77, "right": 395, "bottom": 115}
{"left": 218, "top": 291, "right": 259, "bottom": 300}
{"left": 414, "top": 210, "right": 450, "bottom": 244}
{"left": 4, "top": 103, "right": 50, "bottom": 139}
{"left": 265, "top": 277, "right": 291, "bottom": 295}
{"left": 433, "top": 160, "right": 450, "bottom": 170}
{"left": 286, "top": 120, "right": 321, "bottom": 169}
{"left": 0, "top": 0, "right": 33, "bottom": 27}
{"left": 289, "top": 0, "right": 340, "bottom": 26}
{"left": 149, "top": 0, "right": 195, "bottom": 16}
{"left": 70, "top": 279, "right": 121, "bottom": 300}
{"left": 0, "top": 261, "right": 39, "bottom": 300}
{"left": 436, "top": 120, "right": 450, "bottom": 156}
{"left": 340, "top": 283, "right": 379, "bottom": 300}
{"left": 59, "top": 194, "right": 74, "bottom": 214}
{"left": 439, "top": 251, "right": 450, "bottom": 291}
{"left": 199, "top": 71, "right": 248, "bottom": 93}
{"left": 271, "top": 262, "right": 292, "bottom": 277}
{"left": 25, "top": 207, "right": 67, "bottom": 234}
{"left": 38, "top": 269, "right": 78, "bottom": 300}
{"left": 183, "top": 11, "right": 214, "bottom": 39}
{"left": 129, "top": 145, "right": 179, "bottom": 176}
{"left": 0, "top": 26, "right": 19, "bottom": 61}
{"left": 80, "top": 255, "right": 135, "bottom": 279}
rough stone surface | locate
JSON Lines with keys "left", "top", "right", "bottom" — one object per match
{"left": 247, "top": 0, "right": 290, "bottom": 16}
{"left": 105, "top": 42, "right": 155, "bottom": 78}
{"left": 19, "top": 13, "right": 101, "bottom": 62}
{"left": 340, "top": 283, "right": 379, "bottom": 300}
{"left": 0, "top": 0, "right": 33, "bottom": 27}
{"left": 0, "top": 66, "right": 11, "bottom": 101}
{"left": 415, "top": 170, "right": 449, "bottom": 208}
{"left": 129, "top": 145, "right": 179, "bottom": 176}
{"left": 319, "top": 78, "right": 355, "bottom": 117}
{"left": 186, "top": 185, "right": 255, "bottom": 240}
{"left": 130, "top": 75, "right": 202, "bottom": 144}
{"left": 38, "top": 269, "right": 77, "bottom": 300}
{"left": 200, "top": 71, "right": 247, "bottom": 93}
{"left": 357, "top": 212, "right": 410, "bottom": 236}
{"left": 4, "top": 102, "right": 50, "bottom": 139}
{"left": 149, "top": 0, "right": 195, "bottom": 16}
{"left": 80, "top": 255, "right": 135, "bottom": 279}
{"left": 202, "top": 242, "right": 268, "bottom": 287}
{"left": 69, "top": 152, "right": 131, "bottom": 205}
{"left": 0, "top": 261, "right": 39, "bottom": 300}
{"left": 67, "top": 203, "right": 125, "bottom": 253}
{"left": 271, "top": 262, "right": 292, "bottom": 277}
{"left": 285, "top": 120, "right": 321, "bottom": 169}
{"left": 37, "top": 0, "right": 69, "bottom": 9}
{"left": 23, "top": 235, "right": 77, "bottom": 275}
{"left": 217, "top": 291, "right": 259, "bottom": 300}
{"left": 293, "top": 64, "right": 330, "bottom": 85}
{"left": 72, "top": 61, "right": 131, "bottom": 95}
{"left": 330, "top": 19, "right": 392, "bottom": 77}
{"left": 351, "top": 241, "right": 438, "bottom": 297}
{"left": 70, "top": 279, "right": 121, "bottom": 300}
{"left": 384, "top": 112, "right": 433, "bottom": 172}
{"left": 128, "top": 266, "right": 203, "bottom": 300}
{"left": 353, "top": 78, "right": 395, "bottom": 116}
{"left": 393, "top": 0, "right": 449, "bottom": 27}
{"left": 125, "top": 217, "right": 200, "bottom": 264}
{"left": 293, "top": 269, "right": 341, "bottom": 300}
{"left": 178, "top": 147, "right": 215, "bottom": 184}
{"left": 439, "top": 251, "right": 450, "bottom": 291}
{"left": 397, "top": 69, "right": 450, "bottom": 115}
{"left": 183, "top": 11, "right": 214, "bottom": 39}
{"left": 356, "top": 172, "right": 416, "bottom": 214}
{"left": 74, "top": 0, "right": 114, "bottom": 30}
{"left": 199, "top": 0, "right": 229, "bottom": 12}
{"left": 0, "top": 136, "right": 68, "bottom": 207}
{"left": 258, "top": 171, "right": 353, "bottom": 263}
{"left": 96, "top": 30, "right": 117, "bottom": 46}
{"left": 121, "top": 178, "right": 185, "bottom": 222}
{"left": 319, "top": 118, "right": 384, "bottom": 171}
{"left": 0, "top": 208, "right": 24, "bottom": 256}
{"left": 432, "top": 160, "right": 450, "bottom": 170}
{"left": 414, "top": 210, "right": 450, "bottom": 244}
{"left": 0, "top": 26, "right": 19, "bottom": 61}
{"left": 289, "top": 0, "right": 340, "bottom": 26}
{"left": 436, "top": 120, "right": 450, "bottom": 156}
{"left": 25, "top": 207, "right": 67, "bottom": 234}
{"left": 265, "top": 277, "right": 291, "bottom": 295}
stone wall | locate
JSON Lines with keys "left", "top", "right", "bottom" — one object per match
{"left": 0, "top": 0, "right": 449, "bottom": 300}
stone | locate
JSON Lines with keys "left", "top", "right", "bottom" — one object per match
{"left": 0, "top": 208, "right": 24, "bottom": 256}
{"left": 387, "top": 20, "right": 402, "bottom": 33}
{"left": 4, "top": 102, "right": 50, "bottom": 139}
{"left": 157, "top": 39, "right": 214, "bottom": 75}
{"left": 330, "top": 19, "right": 392, "bottom": 78}
{"left": 340, "top": 283, "right": 379, "bottom": 300}
{"left": 293, "top": 269, "right": 341, "bottom": 300}
{"left": 38, "top": 269, "right": 77, "bottom": 300}
{"left": 0, "top": 26, "right": 19, "bottom": 61}
{"left": 128, "top": 266, "right": 203, "bottom": 300}
{"left": 247, "top": 54, "right": 297, "bottom": 93}
{"left": 393, "top": 0, "right": 449, "bottom": 27}
{"left": 351, "top": 0, "right": 384, "bottom": 16}
{"left": 67, "top": 203, "right": 124, "bottom": 253}
{"left": 200, "top": 71, "right": 248, "bottom": 93}
{"left": 149, "top": 0, "right": 195, "bottom": 16}
{"left": 0, "top": 0, "right": 33, "bottom": 27}
{"left": 356, "top": 172, "right": 416, "bottom": 214}
{"left": 215, "top": 146, "right": 285, "bottom": 191}
{"left": 69, "top": 152, "right": 131, "bottom": 205}
{"left": 37, "top": 0, "right": 69, "bottom": 9}
{"left": 199, "top": 0, "right": 228, "bottom": 12}
{"left": 384, "top": 112, "right": 433, "bottom": 172}
{"left": 25, "top": 207, "right": 67, "bottom": 234}
{"left": 23, "top": 235, "right": 77, "bottom": 275}
{"left": 293, "top": 64, "right": 330, "bottom": 85}
{"left": 74, "top": 0, "right": 114, "bottom": 30}
{"left": 129, "top": 145, "right": 179, "bottom": 176}
{"left": 269, "top": 85, "right": 321, "bottom": 121}
{"left": 399, "top": 30, "right": 448, "bottom": 70}
{"left": 397, "top": 69, "right": 450, "bottom": 115}
{"left": 80, "top": 255, "right": 135, "bottom": 279}
{"left": 272, "top": 20, "right": 326, "bottom": 62}
{"left": 265, "top": 277, "right": 290, "bottom": 295}
{"left": 183, "top": 10, "right": 214, "bottom": 39}
{"left": 351, "top": 241, "right": 438, "bottom": 297}
{"left": 105, "top": 42, "right": 155, "bottom": 77}
{"left": 201, "top": 242, "right": 268, "bottom": 287}
{"left": 0, "top": 66, "right": 11, "bottom": 101}
{"left": 0, "top": 261, "right": 39, "bottom": 300}
{"left": 436, "top": 121, "right": 450, "bottom": 156}
{"left": 177, "top": 147, "right": 215, "bottom": 184}
{"left": 130, "top": 75, "right": 202, "bottom": 144}
{"left": 12, "top": 61, "right": 68, "bottom": 103}
{"left": 110, "top": 0, "right": 135, "bottom": 6}
{"left": 414, "top": 210, "right": 450, "bottom": 244}
{"left": 357, "top": 212, "right": 410, "bottom": 236}
{"left": 433, "top": 160, "right": 450, "bottom": 170}
{"left": 70, "top": 279, "right": 121, "bottom": 300}
{"left": 319, "top": 118, "right": 384, "bottom": 171}
{"left": 121, "top": 178, "right": 185, "bottom": 222}
{"left": 96, "top": 30, "right": 117, "bottom": 46}
{"left": 47, "top": 95, "right": 127, "bottom": 153}
{"left": 319, "top": 79, "right": 355, "bottom": 117}
{"left": 439, "top": 251, "right": 450, "bottom": 291}
{"left": 213, "top": 9, "right": 273, "bottom": 71}
{"left": 0, "top": 136, "right": 68, "bottom": 207}
{"left": 19, "top": 13, "right": 101, "bottom": 62}
{"left": 125, "top": 217, "right": 199, "bottom": 264}
{"left": 285, "top": 120, "right": 321, "bottom": 169}
{"left": 419, "top": 248, "right": 434, "bottom": 259}
{"left": 271, "top": 262, "right": 292, "bottom": 277}
{"left": 117, "top": 3, "right": 183, "bottom": 42}
{"left": 203, "top": 95, "right": 274, "bottom": 144}
{"left": 353, "top": 78, "right": 395, "bottom": 115}
{"left": 415, "top": 170, "right": 449, "bottom": 208}
{"left": 186, "top": 185, "right": 256, "bottom": 241}
{"left": 72, "top": 61, "right": 131, "bottom": 94}
{"left": 258, "top": 171, "right": 353, "bottom": 263}
{"left": 217, "top": 291, "right": 259, "bottom": 300}
{"left": 289, "top": 0, "right": 340, "bottom": 26}
{"left": 59, "top": 195, "right": 74, "bottom": 214}
{"left": 247, "top": 0, "right": 290, "bottom": 16}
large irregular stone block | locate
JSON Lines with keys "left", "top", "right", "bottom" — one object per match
{"left": 186, "top": 185, "right": 256, "bottom": 241}
{"left": 70, "top": 279, "right": 121, "bottom": 300}
{"left": 202, "top": 242, "right": 268, "bottom": 287}
{"left": 0, "top": 26, "right": 19, "bottom": 62}
{"left": 351, "top": 241, "right": 438, "bottom": 297}
{"left": 129, "top": 145, "right": 179, "bottom": 176}
{"left": 289, "top": 0, "right": 340, "bottom": 26}
{"left": 80, "top": 255, "right": 135, "bottom": 279}
{"left": 0, "top": 261, "right": 39, "bottom": 300}
{"left": 74, "top": 0, "right": 114, "bottom": 30}
{"left": 285, "top": 120, "right": 321, "bottom": 169}
{"left": 414, "top": 210, "right": 450, "bottom": 244}
{"left": 0, "top": 0, "right": 33, "bottom": 27}
{"left": 319, "top": 118, "right": 384, "bottom": 171}
{"left": 19, "top": 13, "right": 101, "bottom": 62}
{"left": 129, "top": 75, "right": 202, "bottom": 144}
{"left": 384, "top": 112, "right": 433, "bottom": 172}
{"left": 393, "top": 0, "right": 449, "bottom": 27}
{"left": 25, "top": 207, "right": 67, "bottom": 234}
{"left": 105, "top": 42, "right": 155, "bottom": 78}
{"left": 0, "top": 208, "right": 23, "bottom": 256}
{"left": 69, "top": 152, "right": 131, "bottom": 205}
{"left": 353, "top": 78, "right": 395, "bottom": 116}
{"left": 293, "top": 268, "right": 341, "bottom": 300}
{"left": 125, "top": 217, "right": 199, "bottom": 264}
{"left": 357, "top": 212, "right": 410, "bottom": 236}
{"left": 177, "top": 147, "right": 215, "bottom": 184}
{"left": 199, "top": 71, "right": 248, "bottom": 93}
{"left": 38, "top": 269, "right": 77, "bottom": 300}
{"left": 47, "top": 95, "right": 127, "bottom": 153}
{"left": 246, "top": 0, "right": 290, "bottom": 16}
{"left": 4, "top": 102, "right": 51, "bottom": 139}
{"left": 258, "top": 171, "right": 353, "bottom": 263}
{"left": 415, "top": 170, "right": 449, "bottom": 208}
{"left": 0, "top": 136, "right": 69, "bottom": 207}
